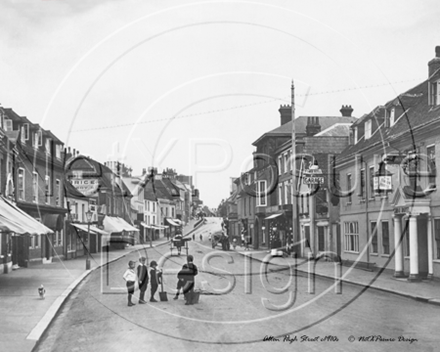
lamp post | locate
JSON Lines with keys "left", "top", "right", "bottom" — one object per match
{"left": 148, "top": 166, "right": 158, "bottom": 248}
{"left": 85, "top": 210, "right": 93, "bottom": 270}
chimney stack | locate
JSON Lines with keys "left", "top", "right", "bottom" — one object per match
{"left": 428, "top": 46, "right": 440, "bottom": 78}
{"left": 340, "top": 105, "right": 353, "bottom": 117}
{"left": 306, "top": 116, "right": 321, "bottom": 136}
{"left": 278, "top": 105, "right": 291, "bottom": 125}
{"left": 142, "top": 168, "right": 146, "bottom": 175}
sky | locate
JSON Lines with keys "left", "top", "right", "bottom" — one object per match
{"left": 1, "top": 0, "right": 439, "bottom": 208}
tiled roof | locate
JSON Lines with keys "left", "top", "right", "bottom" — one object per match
{"left": 252, "top": 115, "right": 357, "bottom": 145}
{"left": 314, "top": 123, "right": 352, "bottom": 137}
{"left": 337, "top": 79, "right": 440, "bottom": 163}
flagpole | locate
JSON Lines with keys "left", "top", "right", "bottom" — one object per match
{"left": 291, "top": 80, "right": 300, "bottom": 257}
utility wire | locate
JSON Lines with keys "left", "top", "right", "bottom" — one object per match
{"left": 71, "top": 77, "right": 422, "bottom": 133}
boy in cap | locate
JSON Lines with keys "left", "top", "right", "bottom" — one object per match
{"left": 137, "top": 257, "right": 149, "bottom": 304}
{"left": 122, "top": 260, "right": 136, "bottom": 306}
{"left": 149, "top": 261, "right": 161, "bottom": 302}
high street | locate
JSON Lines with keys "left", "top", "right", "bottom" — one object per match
{"left": 32, "top": 218, "right": 439, "bottom": 352}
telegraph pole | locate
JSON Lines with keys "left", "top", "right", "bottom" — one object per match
{"left": 291, "top": 81, "right": 300, "bottom": 256}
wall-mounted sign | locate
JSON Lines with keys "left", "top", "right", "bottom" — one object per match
{"left": 69, "top": 178, "right": 100, "bottom": 196}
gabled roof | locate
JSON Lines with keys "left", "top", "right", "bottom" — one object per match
{"left": 252, "top": 115, "right": 357, "bottom": 146}
{"left": 337, "top": 79, "right": 438, "bottom": 163}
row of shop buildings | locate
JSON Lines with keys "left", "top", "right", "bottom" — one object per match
{"left": 0, "top": 107, "right": 202, "bottom": 274}
{"left": 220, "top": 46, "right": 440, "bottom": 281}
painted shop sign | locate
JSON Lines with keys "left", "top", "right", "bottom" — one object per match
{"left": 70, "top": 178, "right": 100, "bottom": 196}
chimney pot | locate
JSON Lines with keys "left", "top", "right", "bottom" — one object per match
{"left": 340, "top": 105, "right": 353, "bottom": 117}
{"left": 278, "top": 104, "right": 292, "bottom": 125}
{"left": 436, "top": 46, "right": 440, "bottom": 58}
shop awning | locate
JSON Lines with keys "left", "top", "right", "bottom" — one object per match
{"left": 71, "top": 223, "right": 110, "bottom": 236}
{"left": 0, "top": 196, "right": 53, "bottom": 235}
{"left": 104, "top": 216, "right": 139, "bottom": 233}
{"left": 264, "top": 213, "right": 283, "bottom": 220}
{"left": 42, "top": 214, "right": 64, "bottom": 231}
{"left": 166, "top": 218, "right": 180, "bottom": 227}
{"left": 141, "top": 222, "right": 168, "bottom": 230}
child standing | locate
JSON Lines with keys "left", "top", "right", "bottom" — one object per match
{"left": 232, "top": 238, "right": 237, "bottom": 250}
{"left": 149, "top": 261, "right": 161, "bottom": 302}
{"left": 174, "top": 263, "right": 188, "bottom": 300}
{"left": 122, "top": 261, "right": 136, "bottom": 307}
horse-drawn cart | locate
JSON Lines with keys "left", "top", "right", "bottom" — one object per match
{"left": 170, "top": 236, "right": 191, "bottom": 256}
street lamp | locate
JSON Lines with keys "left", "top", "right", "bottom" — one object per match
{"left": 85, "top": 210, "right": 93, "bottom": 270}
{"left": 147, "top": 166, "right": 158, "bottom": 248}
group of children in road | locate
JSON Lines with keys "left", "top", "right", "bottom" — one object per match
{"left": 122, "top": 255, "right": 198, "bottom": 307}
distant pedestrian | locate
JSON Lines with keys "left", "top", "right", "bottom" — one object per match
{"left": 192, "top": 234, "right": 195, "bottom": 241}
{"left": 137, "top": 257, "right": 149, "bottom": 304}
{"left": 232, "top": 238, "right": 237, "bottom": 250}
{"left": 241, "top": 232, "right": 245, "bottom": 247}
{"left": 244, "top": 235, "right": 250, "bottom": 251}
{"left": 123, "top": 260, "right": 136, "bottom": 307}
{"left": 149, "top": 261, "right": 161, "bottom": 302}
{"left": 200, "top": 234, "right": 203, "bottom": 241}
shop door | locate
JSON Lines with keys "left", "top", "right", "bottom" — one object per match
{"left": 12, "top": 235, "right": 29, "bottom": 267}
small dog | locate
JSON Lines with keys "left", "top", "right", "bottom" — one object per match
{"left": 38, "top": 285, "right": 46, "bottom": 299}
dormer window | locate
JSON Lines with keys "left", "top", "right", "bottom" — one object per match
{"left": 33, "top": 130, "right": 42, "bottom": 148}
{"left": 354, "top": 127, "right": 358, "bottom": 144}
{"left": 5, "top": 119, "right": 13, "bottom": 131}
{"left": 55, "top": 144, "right": 62, "bottom": 159}
{"left": 21, "top": 123, "right": 29, "bottom": 142}
{"left": 45, "top": 138, "right": 52, "bottom": 154}
{"left": 429, "top": 80, "right": 440, "bottom": 105}
{"left": 390, "top": 108, "right": 396, "bottom": 126}
{"left": 365, "top": 120, "right": 372, "bottom": 139}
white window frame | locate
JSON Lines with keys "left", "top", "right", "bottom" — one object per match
{"left": 21, "top": 123, "right": 29, "bottom": 142}
{"left": 354, "top": 127, "right": 358, "bottom": 144}
{"left": 45, "top": 175, "right": 51, "bottom": 204}
{"left": 4, "top": 119, "right": 13, "bottom": 131}
{"left": 347, "top": 173, "right": 352, "bottom": 204}
{"left": 32, "top": 172, "right": 38, "bottom": 203}
{"left": 370, "top": 221, "right": 378, "bottom": 254}
{"left": 344, "top": 221, "right": 359, "bottom": 253}
{"left": 17, "top": 168, "right": 25, "bottom": 200}
{"left": 152, "top": 215, "right": 155, "bottom": 225}
{"left": 284, "top": 181, "right": 289, "bottom": 205}
{"left": 55, "top": 179, "right": 61, "bottom": 206}
{"left": 390, "top": 108, "right": 396, "bottom": 126}
{"left": 55, "top": 144, "right": 62, "bottom": 159}
{"left": 365, "top": 120, "right": 372, "bottom": 140}
{"left": 45, "top": 138, "right": 52, "bottom": 154}
{"left": 34, "top": 130, "right": 43, "bottom": 148}
{"left": 257, "top": 180, "right": 267, "bottom": 206}
{"left": 278, "top": 183, "right": 282, "bottom": 205}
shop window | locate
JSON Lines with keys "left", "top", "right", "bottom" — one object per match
{"left": 382, "top": 221, "right": 390, "bottom": 254}
{"left": 370, "top": 221, "right": 378, "bottom": 253}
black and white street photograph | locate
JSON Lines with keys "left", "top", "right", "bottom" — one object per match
{"left": 0, "top": 1, "right": 439, "bottom": 351}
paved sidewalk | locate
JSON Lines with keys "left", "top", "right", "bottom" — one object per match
{"left": 0, "top": 220, "right": 203, "bottom": 352}
{"left": 0, "top": 240, "right": 171, "bottom": 352}
{"left": 234, "top": 247, "right": 440, "bottom": 306}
